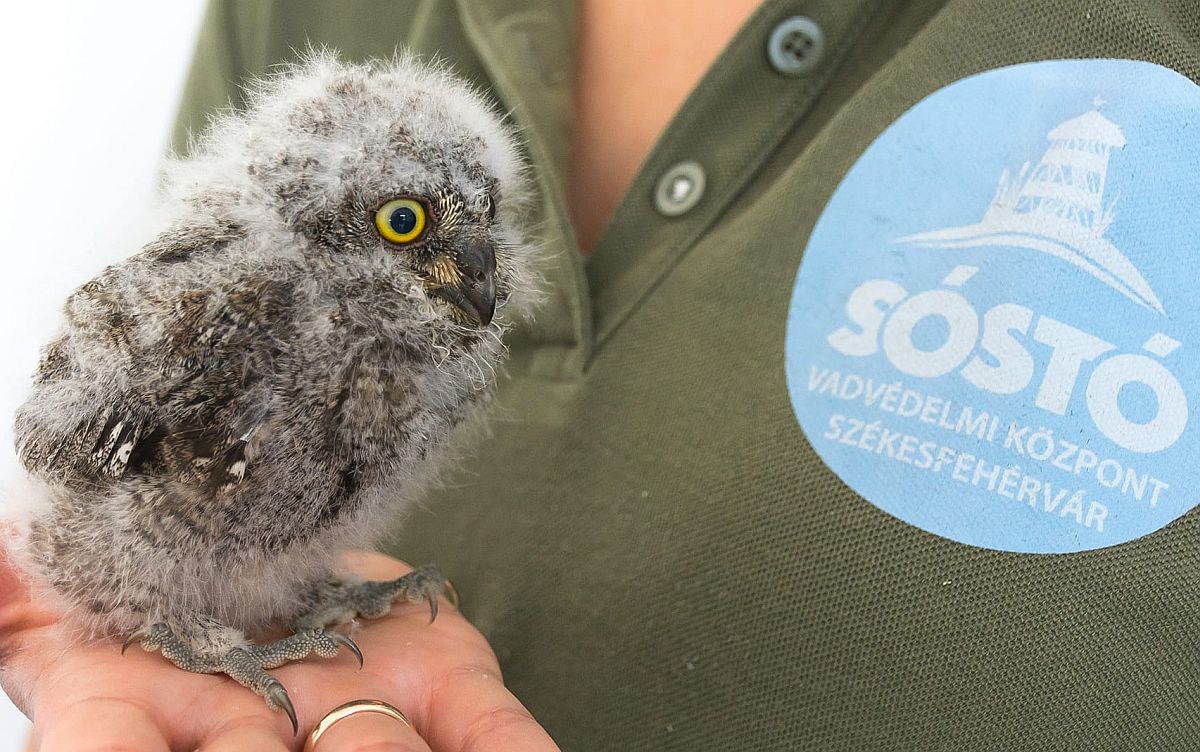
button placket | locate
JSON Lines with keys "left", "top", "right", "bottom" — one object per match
{"left": 586, "top": 0, "right": 882, "bottom": 351}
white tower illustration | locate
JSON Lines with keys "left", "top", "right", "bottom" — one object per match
{"left": 900, "top": 101, "right": 1164, "bottom": 315}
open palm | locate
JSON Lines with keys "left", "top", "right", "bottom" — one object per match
{"left": 0, "top": 550, "right": 558, "bottom": 751}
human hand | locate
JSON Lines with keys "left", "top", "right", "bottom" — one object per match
{"left": 0, "top": 549, "right": 559, "bottom": 751}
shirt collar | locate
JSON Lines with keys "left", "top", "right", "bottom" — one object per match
{"left": 455, "top": 0, "right": 590, "bottom": 378}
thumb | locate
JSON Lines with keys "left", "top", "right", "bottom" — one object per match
{"left": 0, "top": 538, "right": 56, "bottom": 716}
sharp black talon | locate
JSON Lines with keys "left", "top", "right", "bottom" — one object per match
{"left": 427, "top": 585, "right": 439, "bottom": 624}
{"left": 120, "top": 632, "right": 144, "bottom": 655}
{"left": 333, "top": 632, "right": 364, "bottom": 669}
{"left": 266, "top": 680, "right": 298, "bottom": 735}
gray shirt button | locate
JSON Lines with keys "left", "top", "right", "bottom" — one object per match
{"left": 768, "top": 16, "right": 825, "bottom": 76}
{"left": 654, "top": 161, "right": 706, "bottom": 217}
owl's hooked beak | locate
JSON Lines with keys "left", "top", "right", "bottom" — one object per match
{"left": 429, "top": 239, "right": 496, "bottom": 326}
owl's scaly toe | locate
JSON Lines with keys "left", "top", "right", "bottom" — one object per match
{"left": 296, "top": 564, "right": 455, "bottom": 629}
{"left": 248, "top": 627, "right": 363, "bottom": 669}
{"left": 222, "top": 647, "right": 299, "bottom": 734}
{"left": 122, "top": 622, "right": 362, "bottom": 734}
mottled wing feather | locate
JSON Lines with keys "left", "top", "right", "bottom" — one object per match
{"left": 89, "top": 409, "right": 150, "bottom": 478}
{"left": 15, "top": 221, "right": 287, "bottom": 494}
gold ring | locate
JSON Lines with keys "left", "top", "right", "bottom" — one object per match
{"left": 302, "top": 699, "right": 410, "bottom": 752}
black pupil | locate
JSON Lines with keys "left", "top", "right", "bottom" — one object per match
{"left": 389, "top": 206, "right": 418, "bottom": 236}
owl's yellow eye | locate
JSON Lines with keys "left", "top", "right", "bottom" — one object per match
{"left": 374, "top": 198, "right": 427, "bottom": 245}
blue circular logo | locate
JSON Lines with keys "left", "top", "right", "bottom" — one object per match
{"left": 786, "top": 60, "right": 1200, "bottom": 553}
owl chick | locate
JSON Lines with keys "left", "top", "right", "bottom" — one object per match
{"left": 7, "top": 51, "right": 536, "bottom": 731}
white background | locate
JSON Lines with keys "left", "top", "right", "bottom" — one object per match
{"left": 0, "top": 2, "right": 206, "bottom": 746}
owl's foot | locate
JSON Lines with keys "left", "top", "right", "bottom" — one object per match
{"left": 122, "top": 622, "right": 361, "bottom": 733}
{"left": 119, "top": 566, "right": 448, "bottom": 733}
{"left": 294, "top": 563, "right": 457, "bottom": 630}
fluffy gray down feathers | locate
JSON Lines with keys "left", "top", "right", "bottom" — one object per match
{"left": 5, "top": 51, "right": 537, "bottom": 639}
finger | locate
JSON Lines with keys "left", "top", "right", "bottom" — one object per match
{"left": 341, "top": 550, "right": 411, "bottom": 579}
{"left": 200, "top": 714, "right": 289, "bottom": 752}
{"left": 310, "top": 705, "right": 433, "bottom": 752}
{"left": 37, "top": 696, "right": 171, "bottom": 752}
{"left": 422, "top": 668, "right": 559, "bottom": 752}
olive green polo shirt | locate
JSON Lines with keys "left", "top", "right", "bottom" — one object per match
{"left": 173, "top": 2, "right": 1200, "bottom": 749}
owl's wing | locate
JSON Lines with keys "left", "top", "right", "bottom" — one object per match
{"left": 18, "top": 381, "right": 254, "bottom": 494}
{"left": 15, "top": 224, "right": 292, "bottom": 493}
